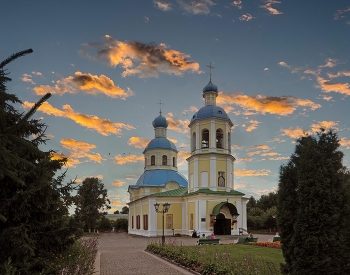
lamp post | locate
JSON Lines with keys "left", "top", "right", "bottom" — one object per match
{"left": 154, "top": 202, "right": 171, "bottom": 245}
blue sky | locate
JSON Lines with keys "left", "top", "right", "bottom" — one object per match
{"left": 2, "top": 0, "right": 350, "bottom": 212}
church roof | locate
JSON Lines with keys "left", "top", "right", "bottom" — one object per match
{"left": 144, "top": 137, "right": 177, "bottom": 151}
{"left": 132, "top": 169, "right": 188, "bottom": 187}
{"left": 190, "top": 105, "right": 229, "bottom": 123}
{"left": 203, "top": 80, "right": 218, "bottom": 93}
{"left": 187, "top": 188, "right": 245, "bottom": 196}
{"left": 152, "top": 114, "right": 168, "bottom": 128}
{"left": 150, "top": 187, "right": 188, "bottom": 197}
{"left": 149, "top": 187, "right": 245, "bottom": 197}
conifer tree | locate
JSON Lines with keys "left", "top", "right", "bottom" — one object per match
{"left": 277, "top": 130, "right": 350, "bottom": 275}
{"left": 0, "top": 49, "right": 80, "bottom": 274}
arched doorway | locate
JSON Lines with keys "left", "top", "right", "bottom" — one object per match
{"left": 213, "top": 213, "right": 231, "bottom": 235}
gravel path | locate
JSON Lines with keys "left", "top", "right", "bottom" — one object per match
{"left": 96, "top": 232, "right": 272, "bottom": 274}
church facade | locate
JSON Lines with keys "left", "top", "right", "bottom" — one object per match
{"left": 128, "top": 79, "right": 247, "bottom": 237}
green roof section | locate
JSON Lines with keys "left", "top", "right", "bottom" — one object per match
{"left": 185, "top": 188, "right": 245, "bottom": 196}
{"left": 150, "top": 187, "right": 188, "bottom": 197}
{"left": 212, "top": 202, "right": 239, "bottom": 216}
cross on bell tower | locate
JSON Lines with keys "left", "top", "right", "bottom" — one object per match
{"left": 207, "top": 62, "right": 215, "bottom": 81}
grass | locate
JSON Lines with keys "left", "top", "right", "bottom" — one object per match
{"left": 147, "top": 241, "right": 285, "bottom": 274}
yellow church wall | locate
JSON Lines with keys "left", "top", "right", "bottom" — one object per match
{"left": 142, "top": 203, "right": 149, "bottom": 215}
{"left": 168, "top": 203, "right": 182, "bottom": 229}
{"left": 188, "top": 202, "right": 196, "bottom": 230}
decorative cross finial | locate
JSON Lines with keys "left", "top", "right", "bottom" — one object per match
{"left": 207, "top": 62, "right": 215, "bottom": 81}
{"left": 157, "top": 100, "right": 164, "bottom": 115}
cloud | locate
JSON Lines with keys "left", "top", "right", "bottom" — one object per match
{"left": 177, "top": 0, "right": 215, "bottom": 15}
{"left": 236, "top": 169, "right": 271, "bottom": 177}
{"left": 327, "top": 70, "right": 350, "bottom": 79}
{"left": 281, "top": 127, "right": 308, "bottom": 139}
{"left": 264, "top": 68, "right": 269, "bottom": 71}
{"left": 316, "top": 76, "right": 350, "bottom": 96}
{"left": 21, "top": 73, "right": 35, "bottom": 84}
{"left": 128, "top": 136, "right": 150, "bottom": 148}
{"left": 154, "top": 0, "right": 173, "bottom": 11}
{"left": 217, "top": 92, "right": 320, "bottom": 116}
{"left": 310, "top": 121, "right": 339, "bottom": 132}
{"left": 269, "top": 156, "right": 289, "bottom": 161}
{"left": 168, "top": 137, "right": 178, "bottom": 144}
{"left": 246, "top": 120, "right": 261, "bottom": 132}
{"left": 166, "top": 114, "right": 189, "bottom": 132}
{"left": 237, "top": 157, "right": 254, "bottom": 163}
{"left": 278, "top": 61, "right": 303, "bottom": 73}
{"left": 178, "top": 150, "right": 191, "bottom": 166}
{"left": 112, "top": 180, "right": 125, "bottom": 187}
{"left": 340, "top": 138, "right": 350, "bottom": 149}
{"left": 260, "top": 0, "right": 283, "bottom": 15}
{"left": 246, "top": 144, "right": 271, "bottom": 156}
{"left": 320, "top": 95, "right": 333, "bottom": 101}
{"left": 50, "top": 152, "right": 81, "bottom": 168}
{"left": 239, "top": 13, "right": 255, "bottom": 21}
{"left": 232, "top": 0, "right": 242, "bottom": 9}
{"left": 231, "top": 144, "right": 244, "bottom": 150}
{"left": 182, "top": 106, "right": 198, "bottom": 114}
{"left": 114, "top": 154, "right": 144, "bottom": 165}
{"left": 60, "top": 139, "right": 103, "bottom": 164}
{"left": 261, "top": 152, "right": 280, "bottom": 156}
{"left": 320, "top": 58, "right": 339, "bottom": 68}
{"left": 23, "top": 101, "right": 134, "bottom": 136}
{"left": 80, "top": 35, "right": 201, "bottom": 78}
{"left": 334, "top": 7, "right": 350, "bottom": 20}
{"left": 33, "top": 71, "right": 133, "bottom": 99}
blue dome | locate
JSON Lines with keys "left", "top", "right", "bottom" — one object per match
{"left": 191, "top": 105, "right": 229, "bottom": 123}
{"left": 152, "top": 114, "right": 168, "bottom": 128}
{"left": 203, "top": 80, "right": 218, "bottom": 93}
{"left": 145, "top": 137, "right": 177, "bottom": 151}
{"left": 134, "top": 169, "right": 188, "bottom": 187}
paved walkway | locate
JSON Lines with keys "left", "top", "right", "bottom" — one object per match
{"left": 96, "top": 233, "right": 272, "bottom": 275}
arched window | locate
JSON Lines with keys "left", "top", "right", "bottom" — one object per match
{"left": 151, "top": 155, "right": 155, "bottom": 165}
{"left": 162, "top": 155, "right": 167, "bottom": 165}
{"left": 202, "top": 129, "right": 209, "bottom": 148}
{"left": 218, "top": 171, "right": 225, "bottom": 187}
{"left": 173, "top": 157, "right": 176, "bottom": 167}
{"left": 216, "top": 129, "right": 223, "bottom": 148}
{"left": 192, "top": 132, "right": 196, "bottom": 151}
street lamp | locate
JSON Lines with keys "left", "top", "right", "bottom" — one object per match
{"left": 154, "top": 202, "right": 171, "bottom": 245}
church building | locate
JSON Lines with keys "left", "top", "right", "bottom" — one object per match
{"left": 128, "top": 78, "right": 247, "bottom": 237}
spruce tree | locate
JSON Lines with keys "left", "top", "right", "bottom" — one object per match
{"left": 277, "top": 130, "right": 350, "bottom": 275}
{"left": 0, "top": 49, "right": 80, "bottom": 274}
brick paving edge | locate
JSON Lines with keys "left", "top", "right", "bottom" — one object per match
{"left": 143, "top": 250, "right": 200, "bottom": 275}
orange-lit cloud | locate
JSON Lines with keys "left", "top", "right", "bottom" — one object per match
{"left": 281, "top": 127, "right": 309, "bottom": 139}
{"left": 168, "top": 137, "right": 178, "bottom": 144}
{"left": 320, "top": 58, "right": 339, "bottom": 68}
{"left": 269, "top": 156, "right": 289, "bottom": 161}
{"left": 310, "top": 121, "right": 339, "bottom": 132}
{"left": 178, "top": 151, "right": 191, "bottom": 165}
{"left": 80, "top": 35, "right": 201, "bottom": 78}
{"left": 154, "top": 0, "right": 173, "bottom": 11}
{"left": 22, "top": 73, "right": 35, "bottom": 84}
{"left": 320, "top": 95, "right": 333, "bottom": 101}
{"left": 316, "top": 76, "right": 350, "bottom": 96}
{"left": 166, "top": 114, "right": 189, "bottom": 132}
{"left": 128, "top": 136, "right": 150, "bottom": 148}
{"left": 237, "top": 157, "right": 254, "bottom": 163}
{"left": 278, "top": 61, "right": 303, "bottom": 73}
{"left": 61, "top": 139, "right": 103, "bottom": 163}
{"left": 327, "top": 71, "right": 350, "bottom": 79}
{"left": 232, "top": 0, "right": 242, "bottom": 9}
{"left": 182, "top": 106, "right": 198, "bottom": 114}
{"left": 23, "top": 101, "right": 134, "bottom": 136}
{"left": 33, "top": 71, "right": 133, "bottom": 99}
{"left": 112, "top": 180, "right": 125, "bottom": 187}
{"left": 260, "top": 0, "right": 283, "bottom": 15}
{"left": 236, "top": 169, "right": 271, "bottom": 177}
{"left": 246, "top": 120, "right": 261, "bottom": 132}
{"left": 50, "top": 152, "right": 80, "bottom": 168}
{"left": 114, "top": 154, "right": 144, "bottom": 165}
{"left": 231, "top": 144, "right": 244, "bottom": 150}
{"left": 340, "top": 138, "right": 350, "bottom": 149}
{"left": 177, "top": 0, "right": 215, "bottom": 14}
{"left": 261, "top": 152, "right": 280, "bottom": 156}
{"left": 239, "top": 13, "right": 254, "bottom": 21}
{"left": 217, "top": 92, "right": 320, "bottom": 116}
{"left": 246, "top": 144, "right": 271, "bottom": 156}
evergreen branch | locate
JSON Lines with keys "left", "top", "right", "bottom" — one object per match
{"left": 0, "top": 49, "right": 33, "bottom": 69}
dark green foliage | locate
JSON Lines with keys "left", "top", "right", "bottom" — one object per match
{"left": 0, "top": 50, "right": 81, "bottom": 274}
{"left": 113, "top": 218, "right": 128, "bottom": 232}
{"left": 114, "top": 210, "right": 120, "bottom": 214}
{"left": 121, "top": 206, "right": 129, "bottom": 214}
{"left": 97, "top": 215, "right": 112, "bottom": 232}
{"left": 277, "top": 130, "right": 350, "bottom": 275}
{"left": 75, "top": 177, "right": 111, "bottom": 231}
{"left": 256, "top": 192, "right": 277, "bottom": 211}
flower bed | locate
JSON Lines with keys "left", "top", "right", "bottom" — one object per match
{"left": 247, "top": 241, "right": 281, "bottom": 249}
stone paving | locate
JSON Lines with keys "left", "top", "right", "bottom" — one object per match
{"left": 96, "top": 233, "right": 272, "bottom": 275}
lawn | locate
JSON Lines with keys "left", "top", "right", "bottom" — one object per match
{"left": 147, "top": 242, "right": 285, "bottom": 274}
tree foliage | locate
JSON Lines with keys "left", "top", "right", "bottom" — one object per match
{"left": 277, "top": 130, "right": 350, "bottom": 275}
{"left": 121, "top": 206, "right": 129, "bottom": 214}
{"left": 75, "top": 177, "right": 111, "bottom": 231}
{"left": 0, "top": 49, "right": 81, "bottom": 274}
{"left": 113, "top": 218, "right": 128, "bottom": 232}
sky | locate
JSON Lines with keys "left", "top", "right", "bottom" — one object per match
{"left": 2, "top": 0, "right": 350, "bottom": 213}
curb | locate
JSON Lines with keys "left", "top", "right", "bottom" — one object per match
{"left": 94, "top": 251, "right": 101, "bottom": 275}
